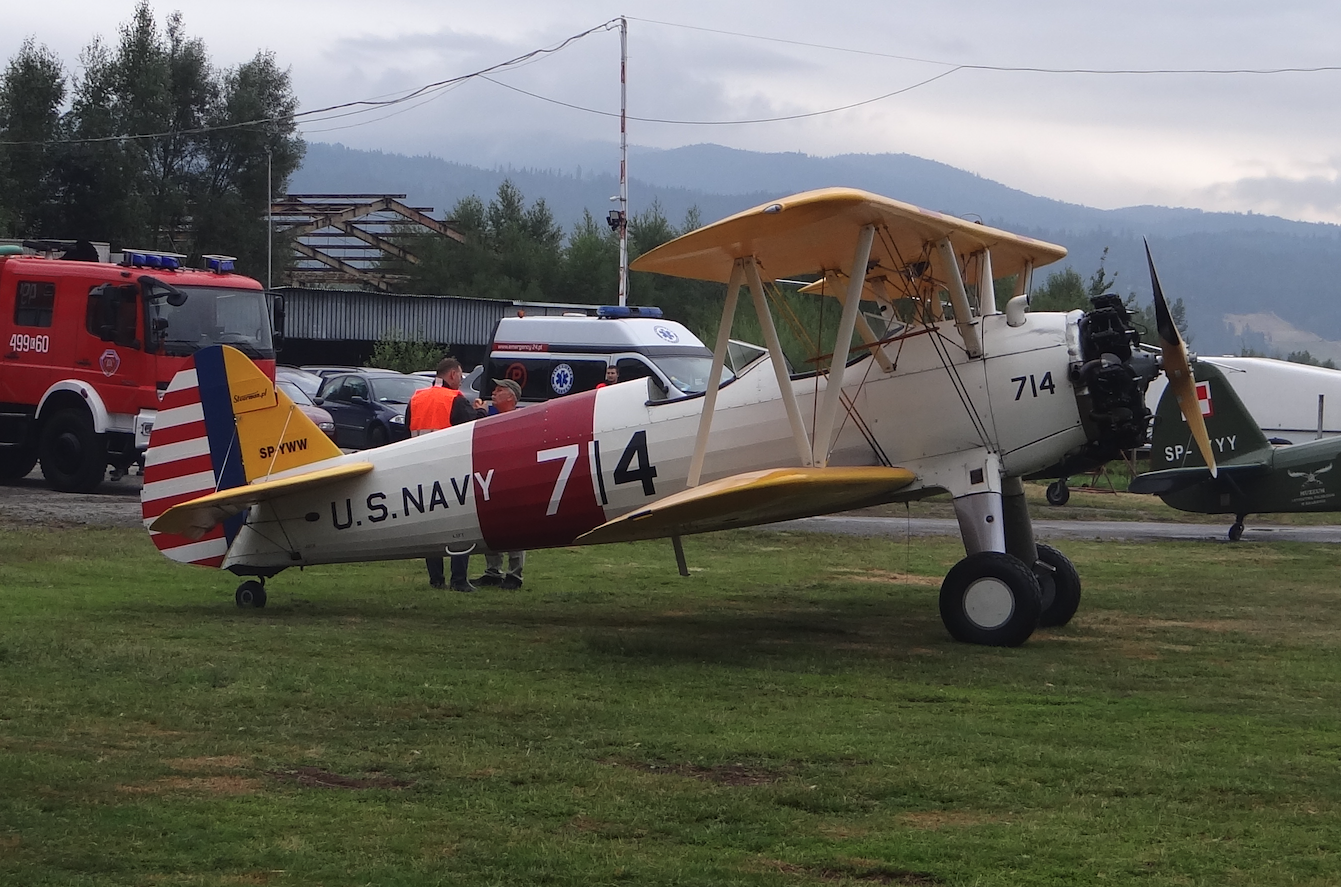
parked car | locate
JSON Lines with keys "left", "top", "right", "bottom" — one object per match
{"left": 300, "top": 364, "right": 364, "bottom": 379}
{"left": 275, "top": 377, "right": 337, "bottom": 441}
{"left": 412, "top": 365, "right": 483, "bottom": 402}
{"left": 315, "top": 369, "right": 433, "bottom": 449}
{"left": 276, "top": 365, "right": 325, "bottom": 399}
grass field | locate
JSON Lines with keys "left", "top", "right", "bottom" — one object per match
{"left": 2, "top": 524, "right": 1340, "bottom": 885}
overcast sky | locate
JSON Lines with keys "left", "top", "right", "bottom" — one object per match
{"left": 6, "top": 1, "right": 1341, "bottom": 223}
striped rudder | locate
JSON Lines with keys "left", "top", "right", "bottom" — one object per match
{"left": 141, "top": 345, "right": 340, "bottom": 565}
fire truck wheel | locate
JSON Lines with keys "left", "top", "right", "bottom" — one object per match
{"left": 0, "top": 447, "right": 38, "bottom": 481}
{"left": 39, "top": 409, "right": 107, "bottom": 493}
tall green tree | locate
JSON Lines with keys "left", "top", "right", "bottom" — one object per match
{"left": 0, "top": 39, "right": 66, "bottom": 237}
{"left": 0, "top": 2, "right": 302, "bottom": 274}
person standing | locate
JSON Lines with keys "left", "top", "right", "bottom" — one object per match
{"left": 475, "top": 378, "right": 527, "bottom": 590}
{"left": 406, "top": 357, "right": 485, "bottom": 592}
{"left": 597, "top": 364, "right": 619, "bottom": 388}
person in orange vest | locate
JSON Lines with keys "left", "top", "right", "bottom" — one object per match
{"left": 406, "top": 357, "right": 485, "bottom": 591}
{"left": 596, "top": 364, "right": 619, "bottom": 388}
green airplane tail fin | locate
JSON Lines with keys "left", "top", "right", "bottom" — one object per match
{"left": 1149, "top": 361, "right": 1270, "bottom": 470}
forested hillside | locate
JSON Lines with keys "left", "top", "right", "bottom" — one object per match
{"left": 292, "top": 141, "right": 1341, "bottom": 360}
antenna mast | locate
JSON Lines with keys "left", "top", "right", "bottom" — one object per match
{"left": 617, "top": 16, "right": 629, "bottom": 306}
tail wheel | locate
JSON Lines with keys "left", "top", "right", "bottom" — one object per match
{"left": 235, "top": 580, "right": 267, "bottom": 608}
{"left": 939, "top": 552, "right": 1041, "bottom": 647}
{"left": 1034, "top": 543, "right": 1082, "bottom": 627}
{"left": 39, "top": 409, "right": 107, "bottom": 492}
{"left": 0, "top": 447, "right": 38, "bottom": 481}
{"left": 1045, "top": 480, "right": 1070, "bottom": 506}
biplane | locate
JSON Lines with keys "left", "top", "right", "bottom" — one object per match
{"left": 142, "top": 189, "right": 1214, "bottom": 646}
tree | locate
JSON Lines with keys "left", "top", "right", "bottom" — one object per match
{"left": 0, "top": 39, "right": 66, "bottom": 237}
{"left": 0, "top": 2, "right": 302, "bottom": 273}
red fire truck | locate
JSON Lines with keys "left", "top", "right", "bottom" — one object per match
{"left": 0, "top": 243, "right": 278, "bottom": 492}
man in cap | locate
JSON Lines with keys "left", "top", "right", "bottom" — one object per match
{"left": 475, "top": 378, "right": 527, "bottom": 589}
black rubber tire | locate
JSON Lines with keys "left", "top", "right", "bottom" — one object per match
{"left": 235, "top": 580, "right": 267, "bottom": 608}
{"left": 939, "top": 551, "right": 1042, "bottom": 647}
{"left": 366, "top": 425, "right": 389, "bottom": 449}
{"left": 1034, "top": 543, "right": 1082, "bottom": 628}
{"left": 0, "top": 446, "right": 38, "bottom": 481}
{"left": 38, "top": 409, "right": 107, "bottom": 492}
{"left": 1228, "top": 522, "right": 1245, "bottom": 542}
{"left": 1045, "top": 480, "right": 1070, "bottom": 506}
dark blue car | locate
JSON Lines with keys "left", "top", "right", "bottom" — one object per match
{"left": 315, "top": 370, "right": 432, "bottom": 449}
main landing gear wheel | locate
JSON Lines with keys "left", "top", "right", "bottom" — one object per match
{"left": 235, "top": 580, "right": 267, "bottom": 608}
{"left": 1045, "top": 479, "right": 1070, "bottom": 506}
{"left": 1228, "top": 515, "right": 1246, "bottom": 542}
{"left": 939, "top": 552, "right": 1042, "bottom": 647}
{"left": 1034, "top": 543, "right": 1082, "bottom": 628}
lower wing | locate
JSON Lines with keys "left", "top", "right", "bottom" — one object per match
{"left": 577, "top": 466, "right": 917, "bottom": 544}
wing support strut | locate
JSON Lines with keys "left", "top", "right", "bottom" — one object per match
{"left": 744, "top": 258, "right": 813, "bottom": 467}
{"left": 935, "top": 236, "right": 983, "bottom": 358}
{"left": 813, "top": 224, "right": 875, "bottom": 466}
{"left": 686, "top": 261, "right": 743, "bottom": 488}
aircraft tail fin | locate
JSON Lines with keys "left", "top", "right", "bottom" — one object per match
{"left": 140, "top": 345, "right": 342, "bottom": 566}
{"left": 1149, "top": 361, "right": 1270, "bottom": 472}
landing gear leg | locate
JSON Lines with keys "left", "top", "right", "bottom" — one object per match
{"left": 235, "top": 578, "right": 267, "bottom": 608}
{"left": 1002, "top": 476, "right": 1081, "bottom": 628}
{"left": 1228, "top": 514, "right": 1247, "bottom": 542}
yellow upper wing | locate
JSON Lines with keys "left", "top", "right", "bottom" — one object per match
{"left": 576, "top": 466, "right": 917, "bottom": 545}
{"left": 149, "top": 462, "right": 373, "bottom": 540}
{"left": 630, "top": 187, "right": 1066, "bottom": 286}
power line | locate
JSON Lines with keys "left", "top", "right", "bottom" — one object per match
{"left": 627, "top": 15, "right": 1341, "bottom": 76}
{"left": 0, "top": 18, "right": 622, "bottom": 147}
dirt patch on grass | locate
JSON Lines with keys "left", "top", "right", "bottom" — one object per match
{"left": 830, "top": 568, "right": 941, "bottom": 587}
{"left": 119, "top": 776, "right": 262, "bottom": 795}
{"left": 757, "top": 857, "right": 942, "bottom": 884}
{"left": 168, "top": 755, "right": 249, "bottom": 772}
{"left": 895, "top": 810, "right": 1002, "bottom": 829}
{"left": 606, "top": 758, "right": 784, "bottom": 786}
{"left": 266, "top": 766, "right": 414, "bottom": 790}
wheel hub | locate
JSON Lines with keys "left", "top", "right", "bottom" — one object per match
{"left": 963, "top": 577, "right": 1015, "bottom": 629}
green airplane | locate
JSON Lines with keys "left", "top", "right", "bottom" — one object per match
{"left": 1129, "top": 359, "right": 1339, "bottom": 540}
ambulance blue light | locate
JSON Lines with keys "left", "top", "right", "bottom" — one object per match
{"left": 597, "top": 305, "right": 662, "bottom": 319}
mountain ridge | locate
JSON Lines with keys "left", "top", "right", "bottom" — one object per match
{"left": 290, "top": 141, "right": 1341, "bottom": 359}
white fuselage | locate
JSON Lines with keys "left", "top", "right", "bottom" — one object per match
{"left": 222, "top": 314, "right": 1088, "bottom": 570}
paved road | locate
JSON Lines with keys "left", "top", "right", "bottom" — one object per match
{"left": 774, "top": 515, "right": 1341, "bottom": 544}
{"left": 6, "top": 469, "right": 1341, "bottom": 543}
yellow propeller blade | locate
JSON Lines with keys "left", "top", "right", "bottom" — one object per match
{"left": 1145, "top": 240, "right": 1216, "bottom": 478}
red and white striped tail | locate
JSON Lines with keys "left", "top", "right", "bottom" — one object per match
{"left": 140, "top": 363, "right": 229, "bottom": 567}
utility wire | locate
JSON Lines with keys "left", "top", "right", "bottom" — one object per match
{"left": 627, "top": 15, "right": 1341, "bottom": 76}
{"left": 0, "top": 18, "right": 622, "bottom": 147}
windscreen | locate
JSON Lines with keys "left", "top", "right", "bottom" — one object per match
{"left": 150, "top": 285, "right": 274, "bottom": 359}
{"left": 650, "top": 353, "right": 734, "bottom": 395}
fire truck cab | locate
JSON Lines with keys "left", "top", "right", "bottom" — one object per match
{"left": 0, "top": 244, "right": 277, "bottom": 491}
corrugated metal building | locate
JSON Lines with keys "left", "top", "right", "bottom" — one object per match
{"left": 272, "top": 287, "right": 600, "bottom": 367}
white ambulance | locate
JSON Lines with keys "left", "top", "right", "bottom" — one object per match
{"left": 483, "top": 306, "right": 765, "bottom": 403}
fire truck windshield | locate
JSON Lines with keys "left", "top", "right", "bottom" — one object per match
{"left": 150, "top": 285, "right": 274, "bottom": 359}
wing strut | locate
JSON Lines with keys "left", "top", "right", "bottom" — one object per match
{"left": 686, "top": 261, "right": 743, "bottom": 488}
{"left": 935, "top": 236, "right": 983, "bottom": 358}
{"left": 744, "top": 258, "right": 812, "bottom": 466}
{"left": 813, "top": 224, "right": 875, "bottom": 466}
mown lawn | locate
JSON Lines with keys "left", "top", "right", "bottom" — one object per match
{"left": 1, "top": 525, "right": 1339, "bottom": 885}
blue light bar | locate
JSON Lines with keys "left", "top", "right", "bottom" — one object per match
{"left": 120, "top": 250, "right": 183, "bottom": 270}
{"left": 202, "top": 254, "right": 236, "bottom": 274}
{"left": 597, "top": 305, "right": 663, "bottom": 319}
